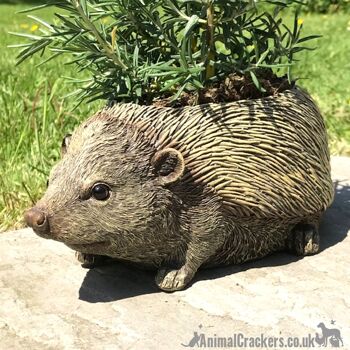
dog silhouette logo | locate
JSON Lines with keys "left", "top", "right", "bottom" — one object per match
{"left": 182, "top": 325, "right": 204, "bottom": 347}
{"left": 315, "top": 321, "right": 344, "bottom": 347}
{"left": 181, "top": 331, "right": 201, "bottom": 347}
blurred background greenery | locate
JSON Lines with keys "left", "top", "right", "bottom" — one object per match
{"left": 0, "top": 1, "right": 349, "bottom": 231}
{"left": 301, "top": 0, "right": 350, "bottom": 13}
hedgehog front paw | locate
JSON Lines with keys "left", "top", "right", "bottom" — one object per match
{"left": 75, "top": 251, "right": 110, "bottom": 268}
{"left": 155, "top": 266, "right": 194, "bottom": 292}
{"left": 287, "top": 223, "right": 320, "bottom": 256}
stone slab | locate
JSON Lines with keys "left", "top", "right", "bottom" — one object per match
{"left": 0, "top": 156, "right": 349, "bottom": 349}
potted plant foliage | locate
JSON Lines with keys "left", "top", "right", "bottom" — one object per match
{"left": 19, "top": 0, "right": 334, "bottom": 291}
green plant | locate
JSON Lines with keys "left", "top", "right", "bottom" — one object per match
{"left": 1, "top": 4, "right": 349, "bottom": 231}
{"left": 12, "top": 0, "right": 320, "bottom": 105}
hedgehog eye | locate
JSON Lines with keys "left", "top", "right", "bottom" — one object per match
{"left": 91, "top": 183, "right": 110, "bottom": 201}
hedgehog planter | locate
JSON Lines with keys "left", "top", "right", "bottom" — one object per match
{"left": 25, "top": 87, "right": 334, "bottom": 292}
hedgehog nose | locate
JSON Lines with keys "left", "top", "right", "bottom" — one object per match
{"left": 24, "top": 208, "right": 50, "bottom": 236}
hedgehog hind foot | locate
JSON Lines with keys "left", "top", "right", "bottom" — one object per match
{"left": 287, "top": 223, "right": 320, "bottom": 256}
{"left": 75, "top": 251, "right": 111, "bottom": 268}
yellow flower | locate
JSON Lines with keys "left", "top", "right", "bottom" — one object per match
{"left": 297, "top": 18, "right": 304, "bottom": 26}
{"left": 30, "top": 24, "right": 39, "bottom": 32}
{"left": 20, "top": 24, "right": 29, "bottom": 29}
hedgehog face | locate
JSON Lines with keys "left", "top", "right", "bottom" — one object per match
{"left": 24, "top": 116, "right": 185, "bottom": 259}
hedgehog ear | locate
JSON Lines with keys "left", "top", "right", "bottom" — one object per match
{"left": 60, "top": 134, "right": 72, "bottom": 158}
{"left": 152, "top": 148, "right": 185, "bottom": 185}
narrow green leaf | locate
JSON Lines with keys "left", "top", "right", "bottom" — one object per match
{"left": 9, "top": 32, "right": 43, "bottom": 40}
{"left": 250, "top": 71, "right": 266, "bottom": 92}
{"left": 27, "top": 15, "right": 54, "bottom": 31}
{"left": 160, "top": 76, "right": 183, "bottom": 92}
{"left": 297, "top": 35, "right": 322, "bottom": 44}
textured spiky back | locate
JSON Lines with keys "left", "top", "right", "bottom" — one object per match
{"left": 98, "top": 88, "right": 334, "bottom": 219}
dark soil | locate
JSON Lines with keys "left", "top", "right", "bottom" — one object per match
{"left": 152, "top": 70, "right": 294, "bottom": 108}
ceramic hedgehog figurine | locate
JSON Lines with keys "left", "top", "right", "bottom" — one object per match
{"left": 25, "top": 88, "right": 334, "bottom": 291}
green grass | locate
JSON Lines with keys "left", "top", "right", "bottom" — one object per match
{"left": 0, "top": 4, "right": 102, "bottom": 230}
{"left": 290, "top": 13, "right": 350, "bottom": 155}
{"left": 0, "top": 4, "right": 349, "bottom": 231}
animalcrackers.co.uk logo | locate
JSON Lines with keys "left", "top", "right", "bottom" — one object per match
{"left": 181, "top": 321, "right": 344, "bottom": 348}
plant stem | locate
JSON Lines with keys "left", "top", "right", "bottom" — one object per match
{"left": 205, "top": 0, "right": 215, "bottom": 80}
{"left": 73, "top": 0, "right": 128, "bottom": 70}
